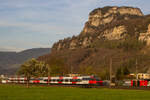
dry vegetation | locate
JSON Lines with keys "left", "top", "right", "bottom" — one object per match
{"left": 38, "top": 7, "right": 150, "bottom": 79}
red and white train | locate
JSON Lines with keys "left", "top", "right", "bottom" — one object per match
{"left": 123, "top": 80, "right": 150, "bottom": 87}
{"left": 1, "top": 76, "right": 104, "bottom": 86}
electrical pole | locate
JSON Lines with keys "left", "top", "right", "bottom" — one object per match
{"left": 136, "top": 58, "right": 138, "bottom": 80}
{"left": 71, "top": 65, "right": 73, "bottom": 74}
{"left": 109, "top": 57, "right": 112, "bottom": 88}
{"left": 70, "top": 53, "right": 73, "bottom": 75}
{"left": 47, "top": 64, "right": 50, "bottom": 85}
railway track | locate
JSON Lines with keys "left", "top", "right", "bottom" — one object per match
{"left": 4, "top": 83, "right": 150, "bottom": 90}
{"left": 101, "top": 86, "right": 150, "bottom": 90}
{"left": 1, "top": 83, "right": 150, "bottom": 90}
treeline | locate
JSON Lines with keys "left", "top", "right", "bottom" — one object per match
{"left": 91, "top": 37, "right": 146, "bottom": 51}
{"left": 18, "top": 58, "right": 131, "bottom": 81}
{"left": 18, "top": 58, "right": 66, "bottom": 77}
{"left": 18, "top": 38, "right": 149, "bottom": 81}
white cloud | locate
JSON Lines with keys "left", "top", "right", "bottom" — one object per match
{"left": 0, "top": 20, "right": 73, "bottom": 34}
{"left": 0, "top": 46, "right": 24, "bottom": 52}
{"left": 0, "top": 42, "right": 50, "bottom": 52}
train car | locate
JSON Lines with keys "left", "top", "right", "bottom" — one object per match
{"left": 123, "top": 80, "right": 150, "bottom": 87}
{"left": 1, "top": 77, "right": 27, "bottom": 84}
{"left": 29, "top": 77, "right": 43, "bottom": 84}
{"left": 123, "top": 80, "right": 131, "bottom": 86}
{"left": 42, "top": 76, "right": 103, "bottom": 86}
{"left": 131, "top": 80, "right": 149, "bottom": 87}
{"left": 1, "top": 75, "right": 104, "bottom": 87}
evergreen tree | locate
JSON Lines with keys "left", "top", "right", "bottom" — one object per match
{"left": 116, "top": 67, "right": 122, "bottom": 80}
{"left": 123, "top": 66, "right": 130, "bottom": 75}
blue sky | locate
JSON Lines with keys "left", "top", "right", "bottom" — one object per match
{"left": 0, "top": 0, "right": 150, "bottom": 52}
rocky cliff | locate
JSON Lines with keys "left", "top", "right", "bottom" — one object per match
{"left": 139, "top": 24, "right": 150, "bottom": 45}
{"left": 52, "top": 6, "right": 150, "bottom": 51}
{"left": 83, "top": 6, "right": 143, "bottom": 32}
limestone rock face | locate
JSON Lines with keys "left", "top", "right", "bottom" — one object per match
{"left": 83, "top": 6, "right": 143, "bottom": 32}
{"left": 118, "top": 7, "right": 143, "bottom": 16}
{"left": 148, "top": 24, "right": 150, "bottom": 33}
{"left": 82, "top": 37, "right": 92, "bottom": 48}
{"left": 70, "top": 40, "right": 77, "bottom": 49}
{"left": 102, "top": 26, "right": 127, "bottom": 40}
{"left": 139, "top": 24, "right": 150, "bottom": 45}
{"left": 52, "top": 6, "right": 147, "bottom": 51}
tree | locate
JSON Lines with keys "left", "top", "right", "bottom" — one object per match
{"left": 97, "top": 69, "right": 110, "bottom": 80}
{"left": 35, "top": 61, "right": 50, "bottom": 77}
{"left": 116, "top": 67, "right": 123, "bottom": 80}
{"left": 123, "top": 66, "right": 130, "bottom": 75}
{"left": 17, "top": 58, "right": 50, "bottom": 87}
{"left": 79, "top": 66, "right": 95, "bottom": 75}
{"left": 116, "top": 66, "right": 130, "bottom": 80}
{"left": 17, "top": 58, "right": 37, "bottom": 87}
{"left": 48, "top": 57, "right": 67, "bottom": 76}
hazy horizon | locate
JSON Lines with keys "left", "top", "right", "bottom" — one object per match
{"left": 0, "top": 0, "right": 150, "bottom": 52}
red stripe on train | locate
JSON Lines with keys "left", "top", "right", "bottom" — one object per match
{"left": 58, "top": 76, "right": 63, "bottom": 84}
{"left": 72, "top": 76, "right": 78, "bottom": 84}
{"left": 18, "top": 76, "right": 20, "bottom": 83}
{"left": 89, "top": 80, "right": 97, "bottom": 84}
{"left": 33, "top": 80, "right": 40, "bottom": 83}
{"left": 140, "top": 80, "right": 148, "bottom": 86}
{"left": 47, "top": 76, "right": 51, "bottom": 84}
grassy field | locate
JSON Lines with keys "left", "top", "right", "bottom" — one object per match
{"left": 0, "top": 84, "right": 150, "bottom": 100}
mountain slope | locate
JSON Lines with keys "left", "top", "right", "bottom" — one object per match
{"left": 0, "top": 48, "right": 50, "bottom": 74}
{"left": 39, "top": 6, "right": 150, "bottom": 77}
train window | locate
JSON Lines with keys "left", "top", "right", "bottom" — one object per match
{"left": 44, "top": 79, "right": 50, "bottom": 81}
{"left": 77, "top": 79, "right": 81, "bottom": 82}
{"left": 37, "top": 78, "right": 43, "bottom": 80}
{"left": 72, "top": 79, "right": 76, "bottom": 82}
{"left": 52, "top": 79, "right": 56, "bottom": 82}
{"left": 95, "top": 78, "right": 100, "bottom": 81}
{"left": 83, "top": 78, "right": 91, "bottom": 80}
{"left": 93, "top": 76, "right": 100, "bottom": 81}
{"left": 57, "top": 79, "right": 63, "bottom": 82}
{"left": 65, "top": 79, "right": 69, "bottom": 82}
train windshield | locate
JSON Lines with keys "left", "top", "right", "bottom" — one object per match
{"left": 83, "top": 76, "right": 100, "bottom": 81}
{"left": 83, "top": 78, "right": 92, "bottom": 80}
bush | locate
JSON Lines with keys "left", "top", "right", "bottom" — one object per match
{"left": 91, "top": 37, "right": 146, "bottom": 51}
{"left": 118, "top": 38, "right": 146, "bottom": 51}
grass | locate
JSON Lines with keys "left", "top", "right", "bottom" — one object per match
{"left": 0, "top": 84, "right": 150, "bottom": 100}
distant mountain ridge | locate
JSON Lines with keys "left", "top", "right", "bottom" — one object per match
{"left": 0, "top": 48, "right": 50, "bottom": 75}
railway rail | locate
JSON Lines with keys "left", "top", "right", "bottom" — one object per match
{"left": 2, "top": 82, "right": 150, "bottom": 91}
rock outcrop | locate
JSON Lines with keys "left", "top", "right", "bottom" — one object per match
{"left": 52, "top": 6, "right": 150, "bottom": 51}
{"left": 148, "top": 24, "right": 150, "bottom": 33}
{"left": 82, "top": 6, "right": 143, "bottom": 34}
{"left": 102, "top": 25, "right": 127, "bottom": 40}
{"left": 139, "top": 24, "right": 150, "bottom": 45}
{"left": 87, "top": 6, "right": 143, "bottom": 27}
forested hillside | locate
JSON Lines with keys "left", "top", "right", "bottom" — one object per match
{"left": 0, "top": 48, "right": 50, "bottom": 74}
{"left": 38, "top": 6, "right": 150, "bottom": 78}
